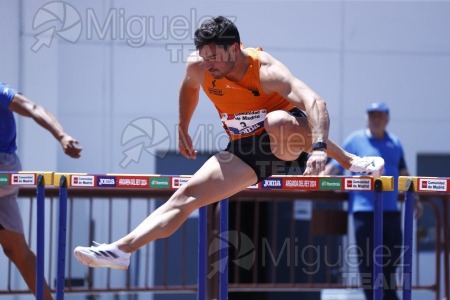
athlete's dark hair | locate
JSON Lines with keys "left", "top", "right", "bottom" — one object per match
{"left": 194, "top": 16, "right": 240, "bottom": 50}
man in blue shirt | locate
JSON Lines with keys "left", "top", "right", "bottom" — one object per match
{"left": 0, "top": 82, "right": 82, "bottom": 300}
{"left": 323, "top": 102, "right": 419, "bottom": 300}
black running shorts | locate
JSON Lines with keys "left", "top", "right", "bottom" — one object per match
{"left": 224, "top": 108, "right": 308, "bottom": 183}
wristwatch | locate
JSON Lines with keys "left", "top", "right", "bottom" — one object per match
{"left": 312, "top": 142, "right": 327, "bottom": 151}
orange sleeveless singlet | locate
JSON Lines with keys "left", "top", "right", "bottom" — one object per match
{"left": 201, "top": 47, "right": 294, "bottom": 140}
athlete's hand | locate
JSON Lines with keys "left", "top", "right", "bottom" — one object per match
{"left": 60, "top": 134, "right": 82, "bottom": 158}
{"left": 178, "top": 128, "right": 197, "bottom": 159}
{"left": 303, "top": 150, "right": 327, "bottom": 175}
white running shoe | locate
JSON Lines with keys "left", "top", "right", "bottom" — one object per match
{"left": 74, "top": 242, "right": 131, "bottom": 270}
{"left": 349, "top": 156, "right": 385, "bottom": 178}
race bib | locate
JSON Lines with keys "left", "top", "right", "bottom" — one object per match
{"left": 221, "top": 109, "right": 266, "bottom": 136}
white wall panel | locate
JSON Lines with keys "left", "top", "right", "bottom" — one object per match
{"left": 18, "top": 35, "right": 59, "bottom": 171}
{"left": 112, "top": 45, "right": 184, "bottom": 116}
{"left": 221, "top": 1, "right": 343, "bottom": 50}
{"left": 0, "top": 0, "right": 20, "bottom": 86}
{"left": 58, "top": 43, "right": 110, "bottom": 115}
{"left": 343, "top": 53, "right": 450, "bottom": 120}
{"left": 55, "top": 115, "right": 107, "bottom": 173}
{"left": 345, "top": 1, "right": 450, "bottom": 53}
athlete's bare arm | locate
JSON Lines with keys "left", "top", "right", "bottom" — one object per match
{"left": 258, "top": 51, "right": 330, "bottom": 147}
{"left": 9, "top": 94, "right": 82, "bottom": 158}
{"left": 178, "top": 52, "right": 205, "bottom": 159}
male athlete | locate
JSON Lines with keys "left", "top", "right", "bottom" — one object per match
{"left": 74, "top": 16, "right": 384, "bottom": 270}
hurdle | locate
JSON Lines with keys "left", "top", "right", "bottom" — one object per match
{"left": 44, "top": 174, "right": 444, "bottom": 299}
{"left": 26, "top": 173, "right": 449, "bottom": 300}
{"left": 2, "top": 171, "right": 447, "bottom": 299}
{"left": 399, "top": 176, "right": 450, "bottom": 300}
{"left": 49, "top": 173, "right": 394, "bottom": 300}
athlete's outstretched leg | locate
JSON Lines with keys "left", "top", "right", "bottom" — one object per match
{"left": 74, "top": 151, "right": 258, "bottom": 269}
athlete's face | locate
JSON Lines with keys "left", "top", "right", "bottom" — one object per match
{"left": 199, "top": 43, "right": 237, "bottom": 79}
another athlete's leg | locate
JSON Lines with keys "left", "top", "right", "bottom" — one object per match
{"left": 0, "top": 230, "right": 53, "bottom": 300}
